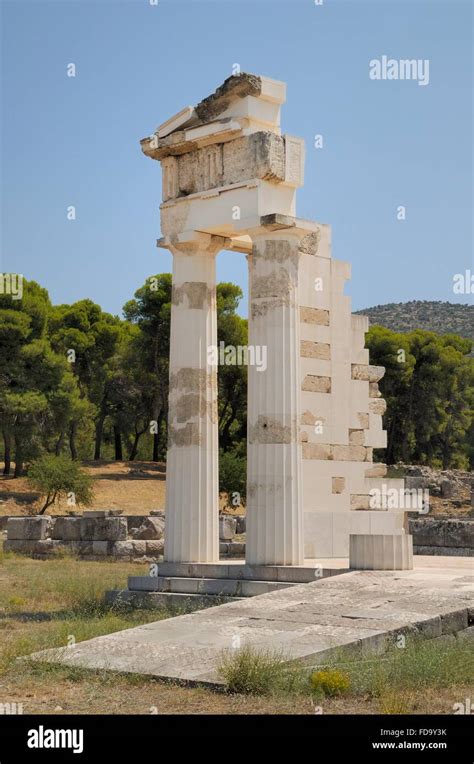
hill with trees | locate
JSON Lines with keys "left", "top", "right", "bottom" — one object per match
{"left": 355, "top": 301, "right": 473, "bottom": 343}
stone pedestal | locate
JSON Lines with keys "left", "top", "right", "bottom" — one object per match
{"left": 245, "top": 229, "right": 304, "bottom": 565}
{"left": 350, "top": 533, "right": 413, "bottom": 570}
{"left": 164, "top": 234, "right": 223, "bottom": 563}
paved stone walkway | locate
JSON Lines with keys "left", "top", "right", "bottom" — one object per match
{"left": 29, "top": 557, "right": 473, "bottom": 685}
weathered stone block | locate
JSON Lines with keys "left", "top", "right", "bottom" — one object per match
{"left": 369, "top": 399, "right": 387, "bottom": 415}
{"left": 300, "top": 341, "right": 330, "bottom": 360}
{"left": 3, "top": 539, "right": 36, "bottom": 554}
{"left": 369, "top": 382, "right": 381, "bottom": 398}
{"left": 440, "top": 479, "right": 455, "bottom": 498}
{"left": 131, "top": 517, "right": 165, "bottom": 541}
{"left": 350, "top": 494, "right": 371, "bottom": 510}
{"left": 300, "top": 306, "right": 329, "bottom": 325}
{"left": 351, "top": 364, "right": 385, "bottom": 382}
{"left": 112, "top": 541, "right": 134, "bottom": 557}
{"left": 145, "top": 540, "right": 165, "bottom": 556}
{"left": 92, "top": 541, "right": 109, "bottom": 556}
{"left": 80, "top": 517, "right": 127, "bottom": 541}
{"left": 440, "top": 610, "right": 468, "bottom": 635}
{"left": 349, "top": 429, "right": 365, "bottom": 446}
{"left": 302, "top": 443, "right": 331, "bottom": 460}
{"left": 131, "top": 541, "right": 147, "bottom": 556}
{"left": 52, "top": 517, "right": 81, "bottom": 541}
{"left": 301, "top": 375, "right": 331, "bottom": 393}
{"left": 331, "top": 445, "right": 369, "bottom": 462}
{"left": 332, "top": 477, "right": 345, "bottom": 494}
{"left": 357, "top": 412, "right": 370, "bottom": 429}
{"left": 7, "top": 517, "right": 52, "bottom": 541}
{"left": 219, "top": 516, "right": 237, "bottom": 540}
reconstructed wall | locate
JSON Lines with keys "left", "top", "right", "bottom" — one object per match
{"left": 296, "top": 228, "right": 397, "bottom": 557}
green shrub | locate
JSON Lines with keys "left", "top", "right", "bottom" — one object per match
{"left": 27, "top": 454, "right": 94, "bottom": 514}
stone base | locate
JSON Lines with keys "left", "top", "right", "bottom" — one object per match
{"left": 350, "top": 533, "right": 413, "bottom": 570}
{"left": 105, "top": 589, "right": 241, "bottom": 612}
{"left": 155, "top": 560, "right": 348, "bottom": 582}
{"left": 105, "top": 560, "right": 350, "bottom": 610}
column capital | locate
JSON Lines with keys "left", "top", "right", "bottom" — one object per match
{"left": 157, "top": 231, "right": 231, "bottom": 256}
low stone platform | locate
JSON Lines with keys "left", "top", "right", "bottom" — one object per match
{"left": 105, "top": 558, "right": 350, "bottom": 608}
{"left": 28, "top": 557, "right": 474, "bottom": 686}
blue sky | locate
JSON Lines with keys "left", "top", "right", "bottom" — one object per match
{"left": 1, "top": 0, "right": 472, "bottom": 318}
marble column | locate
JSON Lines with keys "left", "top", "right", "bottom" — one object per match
{"left": 246, "top": 229, "right": 304, "bottom": 565}
{"left": 164, "top": 234, "right": 223, "bottom": 563}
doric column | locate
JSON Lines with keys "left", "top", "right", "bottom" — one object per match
{"left": 164, "top": 234, "right": 223, "bottom": 563}
{"left": 246, "top": 228, "right": 304, "bottom": 565}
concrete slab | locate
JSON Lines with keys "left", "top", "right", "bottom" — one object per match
{"left": 28, "top": 557, "right": 473, "bottom": 686}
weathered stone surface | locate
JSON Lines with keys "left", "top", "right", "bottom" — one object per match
{"left": 302, "top": 443, "right": 331, "bottom": 460}
{"left": 350, "top": 494, "right": 371, "bottom": 510}
{"left": 7, "top": 517, "right": 52, "bottom": 541}
{"left": 92, "top": 541, "right": 109, "bottom": 556}
{"left": 145, "top": 540, "right": 165, "bottom": 557}
{"left": 4, "top": 539, "right": 36, "bottom": 554}
{"left": 349, "top": 429, "right": 365, "bottom": 446}
{"left": 219, "top": 516, "right": 237, "bottom": 541}
{"left": 357, "top": 412, "right": 370, "bottom": 429}
{"left": 300, "top": 306, "right": 329, "bottom": 325}
{"left": 80, "top": 517, "right": 128, "bottom": 542}
{"left": 131, "top": 517, "right": 165, "bottom": 541}
{"left": 369, "top": 398, "right": 387, "bottom": 415}
{"left": 351, "top": 364, "right": 385, "bottom": 382}
{"left": 4, "top": 538, "right": 63, "bottom": 556}
{"left": 301, "top": 410, "right": 325, "bottom": 426}
{"left": 301, "top": 375, "right": 331, "bottom": 393}
{"left": 300, "top": 341, "right": 330, "bottom": 360}
{"left": 440, "top": 479, "right": 456, "bottom": 498}
{"left": 331, "top": 445, "right": 370, "bottom": 462}
{"left": 369, "top": 382, "right": 381, "bottom": 398}
{"left": 195, "top": 73, "right": 262, "bottom": 122}
{"left": 52, "top": 517, "right": 81, "bottom": 541}
{"left": 298, "top": 230, "right": 321, "bottom": 256}
{"left": 248, "top": 414, "right": 297, "bottom": 444}
{"left": 112, "top": 541, "right": 134, "bottom": 557}
{"left": 172, "top": 282, "right": 213, "bottom": 309}
{"left": 332, "top": 477, "right": 345, "bottom": 494}
{"left": 409, "top": 518, "right": 474, "bottom": 550}
{"left": 131, "top": 541, "right": 147, "bottom": 557}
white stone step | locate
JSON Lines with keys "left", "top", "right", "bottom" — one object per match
{"left": 128, "top": 575, "right": 299, "bottom": 597}
{"left": 155, "top": 561, "right": 345, "bottom": 583}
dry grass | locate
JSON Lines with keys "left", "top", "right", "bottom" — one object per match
{"left": 0, "top": 461, "right": 242, "bottom": 516}
{"left": 0, "top": 551, "right": 471, "bottom": 715}
{"left": 0, "top": 461, "right": 167, "bottom": 516}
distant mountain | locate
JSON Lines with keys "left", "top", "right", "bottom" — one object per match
{"left": 355, "top": 301, "right": 473, "bottom": 345}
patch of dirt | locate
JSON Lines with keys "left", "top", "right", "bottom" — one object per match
{"left": 0, "top": 461, "right": 167, "bottom": 516}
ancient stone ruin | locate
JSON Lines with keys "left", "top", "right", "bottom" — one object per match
{"left": 136, "top": 72, "right": 413, "bottom": 588}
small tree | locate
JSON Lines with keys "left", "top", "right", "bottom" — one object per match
{"left": 27, "top": 454, "right": 94, "bottom": 514}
